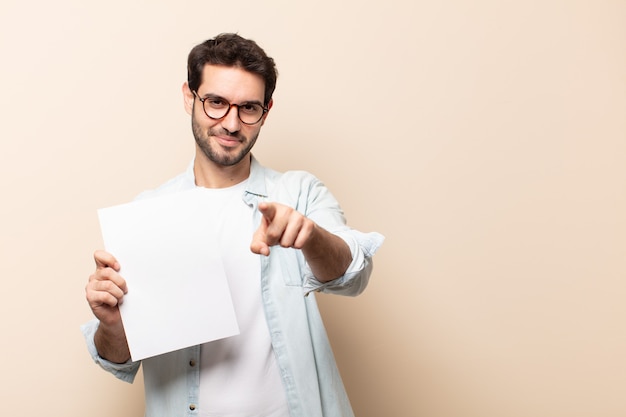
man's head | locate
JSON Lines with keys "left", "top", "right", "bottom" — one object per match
{"left": 183, "top": 34, "right": 278, "bottom": 174}
{"left": 187, "top": 33, "right": 278, "bottom": 106}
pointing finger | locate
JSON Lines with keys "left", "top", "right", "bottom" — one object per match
{"left": 258, "top": 202, "right": 276, "bottom": 222}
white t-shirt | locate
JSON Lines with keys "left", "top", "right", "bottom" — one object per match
{"left": 198, "top": 180, "right": 289, "bottom": 417}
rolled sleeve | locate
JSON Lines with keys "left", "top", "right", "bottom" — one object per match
{"left": 80, "top": 319, "right": 140, "bottom": 383}
{"left": 303, "top": 230, "right": 384, "bottom": 296}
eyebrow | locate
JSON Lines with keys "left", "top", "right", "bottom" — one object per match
{"left": 201, "top": 93, "right": 264, "bottom": 107}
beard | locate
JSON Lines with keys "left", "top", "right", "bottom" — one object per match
{"left": 191, "top": 111, "right": 259, "bottom": 167}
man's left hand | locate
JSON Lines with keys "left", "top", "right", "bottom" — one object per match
{"left": 250, "top": 202, "right": 315, "bottom": 256}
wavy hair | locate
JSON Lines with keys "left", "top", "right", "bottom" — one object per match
{"left": 187, "top": 33, "right": 278, "bottom": 105}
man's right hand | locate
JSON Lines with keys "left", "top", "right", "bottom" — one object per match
{"left": 85, "top": 250, "right": 127, "bottom": 326}
{"left": 85, "top": 250, "right": 132, "bottom": 363}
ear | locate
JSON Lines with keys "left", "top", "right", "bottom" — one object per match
{"left": 260, "top": 99, "right": 273, "bottom": 126}
{"left": 182, "top": 82, "right": 195, "bottom": 115}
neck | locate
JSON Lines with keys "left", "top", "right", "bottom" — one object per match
{"left": 193, "top": 150, "right": 252, "bottom": 188}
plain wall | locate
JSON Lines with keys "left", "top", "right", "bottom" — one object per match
{"left": 1, "top": 1, "right": 624, "bottom": 416}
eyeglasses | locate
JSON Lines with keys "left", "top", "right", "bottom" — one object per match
{"left": 193, "top": 91, "right": 268, "bottom": 125}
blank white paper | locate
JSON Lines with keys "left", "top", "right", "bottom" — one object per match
{"left": 98, "top": 188, "right": 240, "bottom": 361}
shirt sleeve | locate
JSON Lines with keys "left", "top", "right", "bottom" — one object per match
{"left": 80, "top": 319, "right": 141, "bottom": 383}
{"left": 303, "top": 229, "right": 385, "bottom": 296}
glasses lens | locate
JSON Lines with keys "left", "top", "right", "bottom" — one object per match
{"left": 203, "top": 98, "right": 229, "bottom": 119}
{"left": 238, "top": 104, "right": 264, "bottom": 124}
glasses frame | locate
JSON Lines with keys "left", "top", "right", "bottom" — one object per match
{"left": 193, "top": 91, "right": 268, "bottom": 125}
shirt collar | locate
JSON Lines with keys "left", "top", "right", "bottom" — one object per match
{"left": 186, "top": 154, "right": 268, "bottom": 200}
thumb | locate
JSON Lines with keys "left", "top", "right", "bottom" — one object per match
{"left": 94, "top": 250, "right": 120, "bottom": 271}
{"left": 250, "top": 214, "right": 271, "bottom": 256}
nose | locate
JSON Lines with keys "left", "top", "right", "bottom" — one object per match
{"left": 221, "top": 104, "right": 242, "bottom": 133}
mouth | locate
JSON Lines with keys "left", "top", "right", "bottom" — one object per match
{"left": 214, "top": 134, "right": 242, "bottom": 148}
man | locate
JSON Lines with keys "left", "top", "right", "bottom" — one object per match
{"left": 82, "top": 33, "right": 383, "bottom": 417}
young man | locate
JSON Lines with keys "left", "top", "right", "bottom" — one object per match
{"left": 83, "top": 33, "right": 383, "bottom": 417}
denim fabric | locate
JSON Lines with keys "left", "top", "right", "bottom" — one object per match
{"left": 81, "top": 156, "right": 384, "bottom": 417}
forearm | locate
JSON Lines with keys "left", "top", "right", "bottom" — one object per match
{"left": 94, "top": 321, "right": 131, "bottom": 364}
{"left": 302, "top": 224, "right": 352, "bottom": 283}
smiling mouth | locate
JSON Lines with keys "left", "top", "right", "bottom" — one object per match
{"left": 214, "top": 134, "right": 242, "bottom": 147}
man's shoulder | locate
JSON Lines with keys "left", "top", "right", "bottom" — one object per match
{"left": 279, "top": 169, "right": 321, "bottom": 188}
{"left": 261, "top": 167, "right": 320, "bottom": 192}
{"left": 134, "top": 169, "right": 194, "bottom": 201}
{"left": 250, "top": 157, "right": 317, "bottom": 193}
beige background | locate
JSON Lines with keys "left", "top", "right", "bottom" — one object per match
{"left": 1, "top": 1, "right": 624, "bottom": 416}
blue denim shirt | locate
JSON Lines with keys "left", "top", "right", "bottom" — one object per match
{"left": 82, "top": 156, "right": 384, "bottom": 417}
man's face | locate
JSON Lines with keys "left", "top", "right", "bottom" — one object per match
{"left": 187, "top": 64, "right": 270, "bottom": 167}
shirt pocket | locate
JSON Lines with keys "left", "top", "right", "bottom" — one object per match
{"left": 270, "top": 247, "right": 305, "bottom": 287}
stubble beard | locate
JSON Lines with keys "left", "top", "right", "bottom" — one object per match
{"left": 191, "top": 112, "right": 259, "bottom": 167}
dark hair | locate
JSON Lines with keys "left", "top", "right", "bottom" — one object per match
{"left": 187, "top": 33, "right": 278, "bottom": 105}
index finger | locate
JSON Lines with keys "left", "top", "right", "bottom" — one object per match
{"left": 258, "top": 202, "right": 276, "bottom": 222}
{"left": 94, "top": 250, "right": 120, "bottom": 271}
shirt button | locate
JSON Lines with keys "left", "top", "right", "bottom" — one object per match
{"left": 189, "top": 360, "right": 196, "bottom": 367}
{"left": 189, "top": 404, "right": 196, "bottom": 410}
